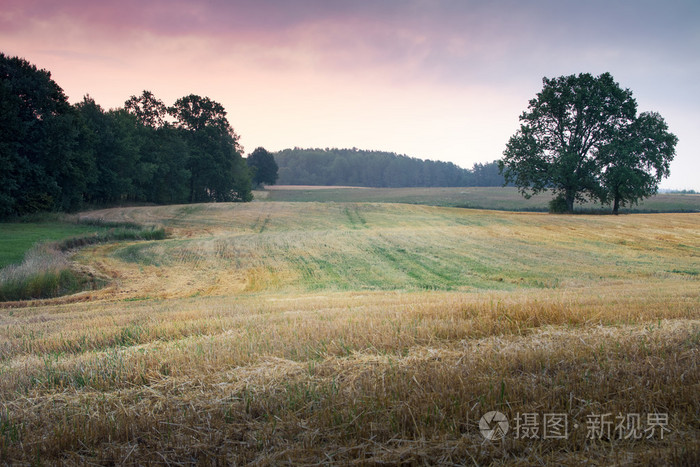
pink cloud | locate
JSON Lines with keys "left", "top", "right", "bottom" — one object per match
{"left": 5, "top": 0, "right": 695, "bottom": 89}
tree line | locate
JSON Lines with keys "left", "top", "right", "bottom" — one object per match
{"left": 6, "top": 55, "right": 667, "bottom": 217}
{"left": 274, "top": 148, "right": 507, "bottom": 187}
{"left": 1, "top": 53, "right": 253, "bottom": 218}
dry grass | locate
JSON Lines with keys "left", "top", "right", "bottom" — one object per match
{"left": 0, "top": 244, "right": 92, "bottom": 301}
{"left": 0, "top": 202, "right": 698, "bottom": 464}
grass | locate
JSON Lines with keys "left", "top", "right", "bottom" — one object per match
{"left": 56, "top": 225, "right": 166, "bottom": 251}
{"left": 1, "top": 244, "right": 84, "bottom": 301}
{"left": 0, "top": 201, "right": 698, "bottom": 464}
{"left": 0, "top": 215, "right": 166, "bottom": 301}
{"left": 264, "top": 185, "right": 700, "bottom": 213}
{"left": 66, "top": 202, "right": 699, "bottom": 297}
{"left": 0, "top": 222, "right": 109, "bottom": 269}
{"left": 0, "top": 213, "right": 163, "bottom": 269}
{"left": 0, "top": 266, "right": 91, "bottom": 302}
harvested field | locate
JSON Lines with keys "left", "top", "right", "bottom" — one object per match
{"left": 1, "top": 202, "right": 698, "bottom": 464}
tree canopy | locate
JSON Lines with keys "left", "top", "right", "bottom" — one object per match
{"left": 597, "top": 111, "right": 676, "bottom": 213}
{"left": 0, "top": 53, "right": 252, "bottom": 217}
{"left": 0, "top": 52, "right": 87, "bottom": 216}
{"left": 499, "top": 72, "right": 676, "bottom": 213}
{"left": 170, "top": 95, "right": 251, "bottom": 202}
{"left": 247, "top": 147, "right": 279, "bottom": 187}
{"left": 124, "top": 90, "right": 168, "bottom": 128}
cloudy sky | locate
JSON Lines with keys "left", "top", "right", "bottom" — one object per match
{"left": 2, "top": 0, "right": 698, "bottom": 189}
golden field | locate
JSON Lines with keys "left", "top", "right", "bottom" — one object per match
{"left": 1, "top": 201, "right": 698, "bottom": 464}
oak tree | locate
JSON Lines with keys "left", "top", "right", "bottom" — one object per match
{"left": 499, "top": 72, "right": 675, "bottom": 213}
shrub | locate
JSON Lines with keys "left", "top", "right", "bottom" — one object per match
{"left": 57, "top": 227, "right": 167, "bottom": 251}
{"left": 548, "top": 195, "right": 569, "bottom": 213}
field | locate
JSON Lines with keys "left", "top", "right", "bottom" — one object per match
{"left": 264, "top": 186, "right": 700, "bottom": 213}
{"left": 0, "top": 200, "right": 698, "bottom": 464}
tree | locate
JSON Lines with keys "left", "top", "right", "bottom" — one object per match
{"left": 170, "top": 95, "right": 252, "bottom": 202}
{"left": 1, "top": 55, "right": 254, "bottom": 215}
{"left": 123, "top": 91, "right": 192, "bottom": 204}
{"left": 169, "top": 94, "right": 232, "bottom": 133}
{"left": 598, "top": 112, "right": 676, "bottom": 214}
{"left": 499, "top": 72, "right": 643, "bottom": 213}
{"left": 247, "top": 147, "right": 279, "bottom": 187}
{"left": 139, "top": 126, "right": 191, "bottom": 205}
{"left": 124, "top": 90, "right": 168, "bottom": 128}
{"left": 0, "top": 53, "right": 92, "bottom": 216}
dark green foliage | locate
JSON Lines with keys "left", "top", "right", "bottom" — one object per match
{"left": 598, "top": 112, "right": 677, "bottom": 214}
{"left": 56, "top": 227, "right": 166, "bottom": 251}
{"left": 0, "top": 52, "right": 92, "bottom": 217}
{"left": 0, "top": 53, "right": 253, "bottom": 219}
{"left": 500, "top": 72, "right": 676, "bottom": 213}
{"left": 548, "top": 195, "right": 569, "bottom": 214}
{"left": 121, "top": 91, "right": 191, "bottom": 203}
{"left": 75, "top": 98, "right": 142, "bottom": 204}
{"left": 274, "top": 148, "right": 505, "bottom": 187}
{"left": 170, "top": 95, "right": 252, "bottom": 202}
{"left": 470, "top": 162, "right": 506, "bottom": 187}
{"left": 247, "top": 147, "right": 279, "bottom": 187}
{"left": 124, "top": 90, "right": 168, "bottom": 128}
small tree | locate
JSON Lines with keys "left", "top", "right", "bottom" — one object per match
{"left": 598, "top": 112, "right": 676, "bottom": 214}
{"left": 499, "top": 72, "right": 675, "bottom": 213}
{"left": 247, "top": 147, "right": 279, "bottom": 187}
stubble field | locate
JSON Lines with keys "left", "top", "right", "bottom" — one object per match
{"left": 1, "top": 200, "right": 698, "bottom": 464}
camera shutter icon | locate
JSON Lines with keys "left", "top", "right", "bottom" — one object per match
{"left": 480, "top": 411, "right": 509, "bottom": 440}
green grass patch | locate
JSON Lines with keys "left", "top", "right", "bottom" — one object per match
{"left": 1, "top": 213, "right": 166, "bottom": 269}
{"left": 0, "top": 223, "right": 110, "bottom": 268}
{"left": 112, "top": 242, "right": 165, "bottom": 266}
{"left": 1, "top": 216, "right": 166, "bottom": 301}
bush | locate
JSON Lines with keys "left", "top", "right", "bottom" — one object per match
{"left": 75, "top": 217, "right": 142, "bottom": 229}
{"left": 57, "top": 227, "right": 167, "bottom": 251}
{"left": 548, "top": 195, "right": 569, "bottom": 213}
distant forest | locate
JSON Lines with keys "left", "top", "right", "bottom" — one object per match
{"left": 274, "top": 148, "right": 506, "bottom": 187}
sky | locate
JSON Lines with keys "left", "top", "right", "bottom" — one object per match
{"left": 2, "top": 0, "right": 699, "bottom": 189}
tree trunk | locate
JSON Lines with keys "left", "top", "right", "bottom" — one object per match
{"left": 190, "top": 175, "right": 195, "bottom": 203}
{"left": 565, "top": 192, "right": 575, "bottom": 213}
{"left": 612, "top": 195, "right": 620, "bottom": 215}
